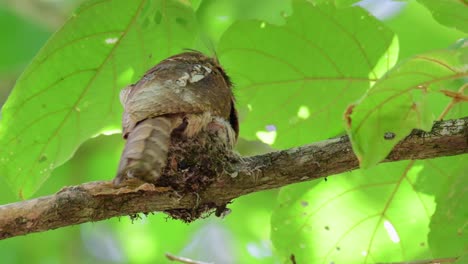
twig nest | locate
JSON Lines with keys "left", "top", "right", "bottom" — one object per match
{"left": 160, "top": 128, "right": 240, "bottom": 222}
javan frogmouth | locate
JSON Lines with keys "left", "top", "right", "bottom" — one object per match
{"left": 113, "top": 51, "right": 238, "bottom": 185}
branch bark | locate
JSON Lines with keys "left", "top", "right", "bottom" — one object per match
{"left": 0, "top": 118, "right": 467, "bottom": 239}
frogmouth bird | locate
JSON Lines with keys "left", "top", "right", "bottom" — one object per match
{"left": 113, "top": 51, "right": 238, "bottom": 185}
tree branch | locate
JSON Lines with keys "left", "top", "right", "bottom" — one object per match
{"left": 0, "top": 118, "right": 467, "bottom": 239}
{"left": 376, "top": 256, "right": 458, "bottom": 264}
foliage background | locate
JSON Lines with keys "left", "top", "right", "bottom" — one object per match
{"left": 0, "top": 0, "right": 466, "bottom": 263}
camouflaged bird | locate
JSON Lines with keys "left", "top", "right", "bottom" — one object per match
{"left": 113, "top": 51, "right": 238, "bottom": 185}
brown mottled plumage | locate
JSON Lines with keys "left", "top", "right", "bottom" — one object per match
{"left": 113, "top": 52, "right": 238, "bottom": 185}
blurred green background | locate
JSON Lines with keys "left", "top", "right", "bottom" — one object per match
{"left": 0, "top": 0, "right": 465, "bottom": 263}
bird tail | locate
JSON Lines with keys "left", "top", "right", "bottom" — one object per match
{"left": 113, "top": 116, "right": 176, "bottom": 185}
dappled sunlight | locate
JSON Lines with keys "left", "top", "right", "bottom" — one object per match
{"left": 383, "top": 220, "right": 400, "bottom": 243}
{"left": 297, "top": 105, "right": 310, "bottom": 120}
{"left": 256, "top": 130, "right": 277, "bottom": 145}
{"left": 105, "top": 37, "right": 119, "bottom": 44}
{"left": 92, "top": 124, "right": 122, "bottom": 137}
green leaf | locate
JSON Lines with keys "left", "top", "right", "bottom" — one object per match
{"left": 347, "top": 42, "right": 468, "bottom": 168}
{"left": 0, "top": 0, "right": 198, "bottom": 198}
{"left": 425, "top": 155, "right": 468, "bottom": 257}
{"left": 417, "top": 0, "right": 468, "bottom": 33}
{"left": 385, "top": 0, "right": 466, "bottom": 60}
{"left": 196, "top": 0, "right": 292, "bottom": 44}
{"left": 218, "top": 1, "right": 398, "bottom": 149}
{"left": 30, "top": 134, "right": 123, "bottom": 201}
{"left": 271, "top": 161, "right": 441, "bottom": 263}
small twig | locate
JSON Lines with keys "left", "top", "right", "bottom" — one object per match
{"left": 438, "top": 83, "right": 467, "bottom": 120}
{"left": 165, "top": 253, "right": 213, "bottom": 264}
{"left": 290, "top": 254, "right": 297, "bottom": 264}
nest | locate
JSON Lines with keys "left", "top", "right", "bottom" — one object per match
{"left": 157, "top": 129, "right": 239, "bottom": 222}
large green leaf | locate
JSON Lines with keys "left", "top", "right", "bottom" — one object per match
{"left": 0, "top": 0, "right": 198, "bottom": 198}
{"left": 196, "top": 0, "right": 292, "bottom": 44}
{"left": 271, "top": 160, "right": 448, "bottom": 263}
{"left": 417, "top": 0, "right": 468, "bottom": 33}
{"left": 217, "top": 1, "right": 398, "bottom": 149}
{"left": 385, "top": 0, "right": 466, "bottom": 60}
{"left": 346, "top": 42, "right": 468, "bottom": 168}
{"left": 424, "top": 155, "right": 468, "bottom": 257}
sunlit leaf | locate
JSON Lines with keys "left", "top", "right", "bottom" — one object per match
{"left": 346, "top": 42, "right": 467, "bottom": 168}
{"left": 35, "top": 134, "right": 122, "bottom": 197}
{"left": 196, "top": 0, "right": 292, "bottom": 44}
{"left": 218, "top": 1, "right": 397, "bottom": 149}
{"left": 0, "top": 0, "right": 198, "bottom": 198}
{"left": 271, "top": 161, "right": 442, "bottom": 263}
{"left": 417, "top": 0, "right": 468, "bottom": 33}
